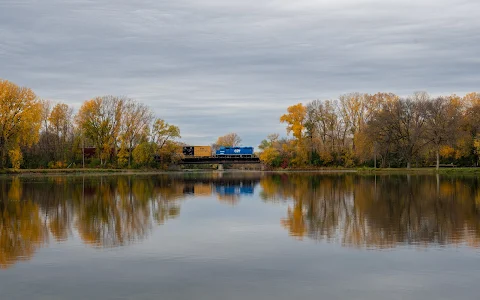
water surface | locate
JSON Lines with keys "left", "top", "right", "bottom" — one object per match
{"left": 1, "top": 172, "right": 480, "bottom": 299}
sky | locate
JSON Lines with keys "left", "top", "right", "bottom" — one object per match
{"left": 1, "top": 0, "right": 479, "bottom": 147}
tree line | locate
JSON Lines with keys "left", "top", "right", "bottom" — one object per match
{"left": 259, "top": 92, "right": 480, "bottom": 169}
{"left": 0, "top": 79, "right": 181, "bottom": 169}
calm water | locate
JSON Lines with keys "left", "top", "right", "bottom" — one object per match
{"left": 1, "top": 172, "right": 480, "bottom": 299}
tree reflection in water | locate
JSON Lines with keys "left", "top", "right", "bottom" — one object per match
{"left": 1, "top": 172, "right": 479, "bottom": 269}
{"left": 0, "top": 173, "right": 260, "bottom": 268}
{"left": 260, "top": 173, "right": 480, "bottom": 248}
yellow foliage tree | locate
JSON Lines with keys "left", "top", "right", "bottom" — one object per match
{"left": 117, "top": 141, "right": 129, "bottom": 167}
{"left": 76, "top": 96, "right": 124, "bottom": 165}
{"left": 259, "top": 147, "right": 280, "bottom": 167}
{"left": 157, "top": 141, "right": 182, "bottom": 167}
{"left": 280, "top": 104, "right": 308, "bottom": 167}
{"left": 8, "top": 148, "right": 23, "bottom": 169}
{"left": 151, "top": 118, "right": 181, "bottom": 149}
{"left": 0, "top": 80, "right": 42, "bottom": 168}
{"left": 474, "top": 134, "right": 480, "bottom": 166}
{"left": 280, "top": 103, "right": 306, "bottom": 142}
{"left": 353, "top": 129, "right": 373, "bottom": 163}
{"left": 439, "top": 145, "right": 455, "bottom": 158}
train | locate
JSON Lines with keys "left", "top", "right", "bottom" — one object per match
{"left": 215, "top": 146, "right": 254, "bottom": 157}
{"left": 182, "top": 146, "right": 255, "bottom": 158}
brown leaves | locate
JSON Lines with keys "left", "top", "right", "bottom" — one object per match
{"left": 215, "top": 132, "right": 242, "bottom": 147}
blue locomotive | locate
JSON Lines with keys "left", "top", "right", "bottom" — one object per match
{"left": 215, "top": 146, "right": 254, "bottom": 157}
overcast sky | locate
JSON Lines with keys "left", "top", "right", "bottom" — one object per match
{"left": 1, "top": 0, "right": 479, "bottom": 146}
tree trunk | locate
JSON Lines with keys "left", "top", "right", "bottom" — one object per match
{"left": 436, "top": 148, "right": 440, "bottom": 170}
{"left": 0, "top": 148, "right": 4, "bottom": 169}
{"left": 407, "top": 161, "right": 411, "bottom": 169}
{"left": 0, "top": 138, "right": 5, "bottom": 169}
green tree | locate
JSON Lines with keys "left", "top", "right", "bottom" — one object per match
{"left": 132, "top": 142, "right": 156, "bottom": 166}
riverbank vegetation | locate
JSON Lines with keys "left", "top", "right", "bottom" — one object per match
{"left": 259, "top": 92, "right": 480, "bottom": 170}
{"left": 0, "top": 79, "right": 182, "bottom": 169}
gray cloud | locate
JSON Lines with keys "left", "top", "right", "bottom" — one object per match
{"left": 1, "top": 0, "right": 479, "bottom": 146}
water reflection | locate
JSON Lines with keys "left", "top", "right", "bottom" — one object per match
{"left": 1, "top": 172, "right": 480, "bottom": 269}
{"left": 0, "top": 173, "right": 261, "bottom": 268}
{"left": 0, "top": 178, "right": 46, "bottom": 269}
{"left": 260, "top": 173, "right": 480, "bottom": 248}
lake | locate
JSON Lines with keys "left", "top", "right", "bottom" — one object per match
{"left": 1, "top": 172, "right": 480, "bottom": 299}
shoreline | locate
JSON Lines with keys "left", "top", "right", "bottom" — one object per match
{"left": 0, "top": 167, "right": 479, "bottom": 176}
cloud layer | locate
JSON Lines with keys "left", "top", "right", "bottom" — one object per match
{"left": 1, "top": 0, "right": 479, "bottom": 146}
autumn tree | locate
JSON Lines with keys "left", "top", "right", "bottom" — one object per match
{"left": 151, "top": 118, "right": 181, "bottom": 150}
{"left": 339, "top": 93, "right": 367, "bottom": 147}
{"left": 280, "top": 103, "right": 307, "bottom": 166}
{"left": 76, "top": 96, "right": 125, "bottom": 165}
{"left": 305, "top": 99, "right": 347, "bottom": 164}
{"left": 280, "top": 103, "right": 306, "bottom": 142}
{"left": 132, "top": 142, "right": 156, "bottom": 166}
{"left": 425, "top": 96, "right": 462, "bottom": 169}
{"left": 120, "top": 99, "right": 153, "bottom": 166}
{"left": 48, "top": 103, "right": 74, "bottom": 162}
{"left": 474, "top": 135, "right": 480, "bottom": 167}
{"left": 0, "top": 80, "right": 42, "bottom": 168}
{"left": 367, "top": 96, "right": 429, "bottom": 168}
{"left": 215, "top": 133, "right": 242, "bottom": 147}
{"left": 40, "top": 99, "right": 52, "bottom": 134}
{"left": 460, "top": 92, "right": 480, "bottom": 165}
{"left": 150, "top": 119, "right": 181, "bottom": 167}
{"left": 259, "top": 133, "right": 279, "bottom": 150}
{"left": 258, "top": 134, "right": 281, "bottom": 167}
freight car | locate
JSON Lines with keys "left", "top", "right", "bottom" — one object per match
{"left": 215, "top": 146, "right": 254, "bottom": 157}
{"left": 182, "top": 146, "right": 212, "bottom": 157}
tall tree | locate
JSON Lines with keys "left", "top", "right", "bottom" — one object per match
{"left": 280, "top": 103, "right": 306, "bottom": 142}
{"left": 425, "top": 96, "right": 462, "bottom": 169}
{"left": 120, "top": 99, "right": 153, "bottom": 166}
{"left": 462, "top": 92, "right": 480, "bottom": 165}
{"left": 339, "top": 93, "right": 367, "bottom": 141}
{"left": 40, "top": 99, "right": 52, "bottom": 134}
{"left": 280, "top": 103, "right": 308, "bottom": 166}
{"left": 305, "top": 99, "right": 346, "bottom": 161}
{"left": 76, "top": 96, "right": 125, "bottom": 165}
{"left": 151, "top": 118, "right": 181, "bottom": 149}
{"left": 215, "top": 132, "right": 242, "bottom": 147}
{"left": 49, "top": 103, "right": 74, "bottom": 162}
{"left": 367, "top": 97, "right": 429, "bottom": 168}
{"left": 0, "top": 80, "right": 42, "bottom": 168}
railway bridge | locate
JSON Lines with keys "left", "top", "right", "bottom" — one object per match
{"left": 179, "top": 156, "right": 260, "bottom": 165}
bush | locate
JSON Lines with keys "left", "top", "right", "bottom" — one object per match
{"left": 89, "top": 158, "right": 101, "bottom": 168}
{"left": 133, "top": 142, "right": 156, "bottom": 167}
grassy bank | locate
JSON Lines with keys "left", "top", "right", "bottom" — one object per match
{"left": 0, "top": 168, "right": 169, "bottom": 175}
{"left": 1, "top": 167, "right": 479, "bottom": 176}
{"left": 355, "top": 167, "right": 480, "bottom": 175}
{"left": 264, "top": 166, "right": 480, "bottom": 175}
